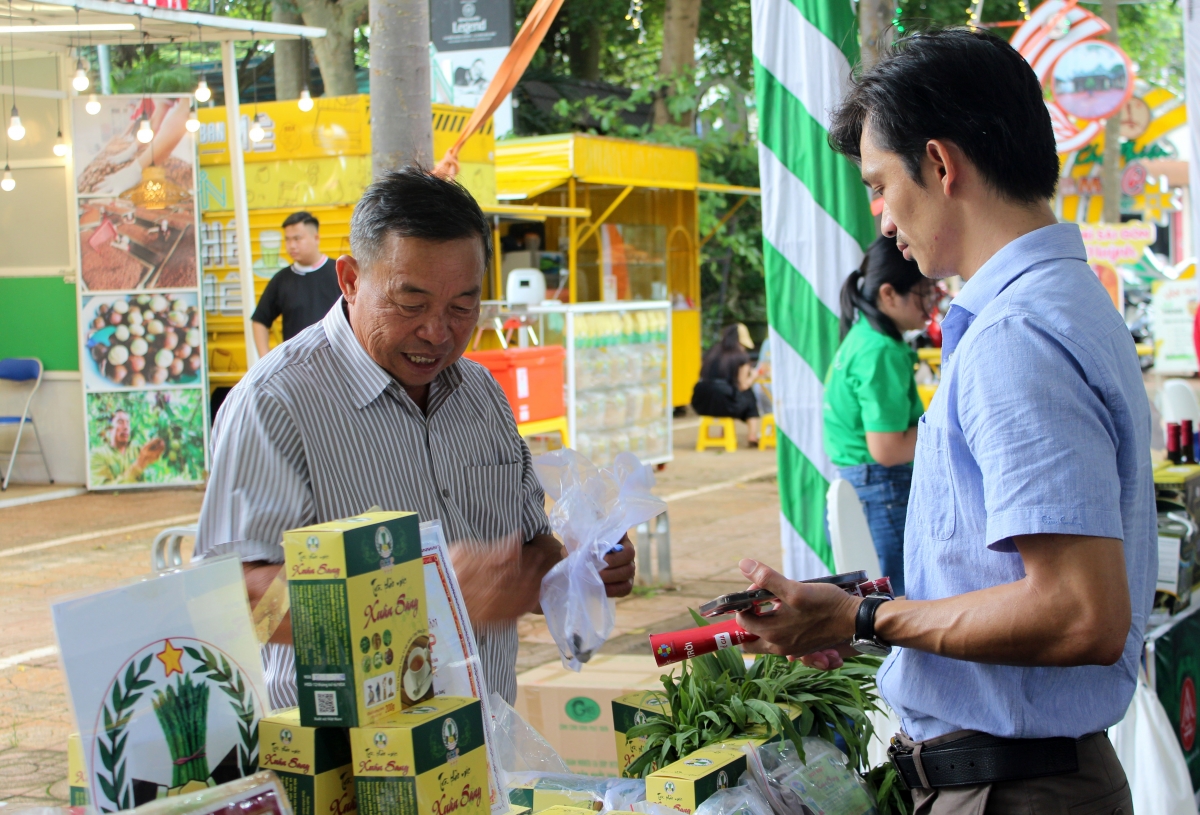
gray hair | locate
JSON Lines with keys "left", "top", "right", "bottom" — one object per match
{"left": 349, "top": 167, "right": 493, "bottom": 271}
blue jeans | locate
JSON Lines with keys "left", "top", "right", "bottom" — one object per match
{"left": 837, "top": 463, "right": 912, "bottom": 596}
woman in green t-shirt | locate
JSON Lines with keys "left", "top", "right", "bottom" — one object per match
{"left": 823, "top": 236, "right": 936, "bottom": 595}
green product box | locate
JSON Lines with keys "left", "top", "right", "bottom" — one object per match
{"left": 259, "top": 708, "right": 356, "bottom": 815}
{"left": 285, "top": 511, "right": 429, "bottom": 728}
{"left": 1149, "top": 606, "right": 1200, "bottom": 792}
{"left": 645, "top": 746, "right": 747, "bottom": 813}
{"left": 611, "top": 691, "right": 671, "bottom": 777}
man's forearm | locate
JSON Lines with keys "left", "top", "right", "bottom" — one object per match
{"left": 252, "top": 321, "right": 272, "bottom": 358}
{"left": 874, "top": 534, "right": 1130, "bottom": 667}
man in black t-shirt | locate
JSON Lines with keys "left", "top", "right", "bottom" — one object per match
{"left": 251, "top": 211, "right": 342, "bottom": 359}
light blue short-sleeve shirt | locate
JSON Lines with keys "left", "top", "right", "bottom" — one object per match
{"left": 877, "top": 223, "right": 1156, "bottom": 741}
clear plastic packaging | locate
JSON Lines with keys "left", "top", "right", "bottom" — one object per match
{"left": 534, "top": 449, "right": 667, "bottom": 669}
{"left": 487, "top": 692, "right": 570, "bottom": 784}
{"left": 504, "top": 773, "right": 646, "bottom": 812}
{"left": 692, "top": 783, "right": 774, "bottom": 815}
{"left": 742, "top": 740, "right": 876, "bottom": 815}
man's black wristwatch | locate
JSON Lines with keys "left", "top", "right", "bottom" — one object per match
{"left": 851, "top": 594, "right": 893, "bottom": 656}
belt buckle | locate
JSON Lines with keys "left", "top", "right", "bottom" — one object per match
{"left": 886, "top": 736, "right": 912, "bottom": 791}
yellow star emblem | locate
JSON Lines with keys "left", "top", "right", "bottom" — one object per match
{"left": 156, "top": 639, "right": 185, "bottom": 678}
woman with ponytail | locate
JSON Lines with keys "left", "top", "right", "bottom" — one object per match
{"left": 823, "top": 235, "right": 936, "bottom": 594}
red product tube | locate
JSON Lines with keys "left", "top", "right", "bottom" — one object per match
{"left": 650, "top": 619, "right": 759, "bottom": 667}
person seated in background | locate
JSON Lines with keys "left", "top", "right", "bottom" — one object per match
{"left": 251, "top": 211, "right": 342, "bottom": 359}
{"left": 691, "top": 323, "right": 760, "bottom": 446}
{"left": 823, "top": 235, "right": 936, "bottom": 596}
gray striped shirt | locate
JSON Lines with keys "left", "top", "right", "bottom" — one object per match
{"left": 195, "top": 298, "right": 551, "bottom": 709}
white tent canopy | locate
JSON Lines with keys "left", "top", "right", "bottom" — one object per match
{"left": 3, "top": 0, "right": 326, "bottom": 366}
{"left": 2, "top": 0, "right": 325, "bottom": 50}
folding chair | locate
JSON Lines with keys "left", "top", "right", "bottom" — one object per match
{"left": 0, "top": 357, "right": 53, "bottom": 490}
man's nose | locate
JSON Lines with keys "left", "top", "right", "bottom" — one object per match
{"left": 880, "top": 206, "right": 897, "bottom": 238}
{"left": 414, "top": 316, "right": 453, "bottom": 347}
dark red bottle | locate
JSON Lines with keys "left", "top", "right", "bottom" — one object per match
{"left": 1183, "top": 420, "right": 1195, "bottom": 465}
{"left": 1168, "top": 422, "right": 1182, "bottom": 465}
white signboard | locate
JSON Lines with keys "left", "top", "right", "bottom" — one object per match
{"left": 52, "top": 557, "right": 267, "bottom": 810}
{"left": 437, "top": 47, "right": 514, "bottom": 137}
{"left": 1152, "top": 279, "right": 1199, "bottom": 375}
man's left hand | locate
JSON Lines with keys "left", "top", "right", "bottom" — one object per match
{"left": 735, "top": 559, "right": 860, "bottom": 657}
{"left": 600, "top": 534, "right": 636, "bottom": 597}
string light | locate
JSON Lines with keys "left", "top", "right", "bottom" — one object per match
{"left": 136, "top": 116, "right": 153, "bottom": 143}
{"left": 194, "top": 26, "right": 211, "bottom": 102}
{"left": 625, "top": 0, "right": 645, "bottom": 45}
{"left": 248, "top": 31, "right": 264, "bottom": 142}
{"left": 892, "top": 3, "right": 905, "bottom": 34}
{"left": 85, "top": 93, "right": 100, "bottom": 114}
{"left": 6, "top": 0, "right": 19, "bottom": 141}
{"left": 136, "top": 16, "right": 154, "bottom": 145}
{"left": 298, "top": 87, "right": 313, "bottom": 112}
{"left": 1, "top": 165, "right": 13, "bottom": 191}
{"left": 1018, "top": 0, "right": 1030, "bottom": 20}
{"left": 186, "top": 106, "right": 200, "bottom": 132}
{"left": 70, "top": 9, "right": 88, "bottom": 90}
{"left": 53, "top": 57, "right": 69, "bottom": 156}
{"left": 54, "top": 131, "right": 68, "bottom": 156}
{"left": 297, "top": 37, "right": 313, "bottom": 111}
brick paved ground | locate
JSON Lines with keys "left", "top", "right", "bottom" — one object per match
{"left": 0, "top": 419, "right": 779, "bottom": 803}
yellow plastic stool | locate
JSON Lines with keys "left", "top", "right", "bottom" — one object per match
{"left": 758, "top": 413, "right": 777, "bottom": 450}
{"left": 696, "top": 416, "right": 738, "bottom": 452}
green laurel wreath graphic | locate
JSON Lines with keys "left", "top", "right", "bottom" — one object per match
{"left": 96, "top": 644, "right": 261, "bottom": 811}
{"left": 185, "top": 645, "right": 259, "bottom": 775}
{"left": 98, "top": 654, "right": 154, "bottom": 812}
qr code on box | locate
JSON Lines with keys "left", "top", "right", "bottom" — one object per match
{"left": 315, "top": 691, "right": 338, "bottom": 716}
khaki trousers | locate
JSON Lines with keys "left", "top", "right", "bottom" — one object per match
{"left": 909, "top": 732, "right": 1133, "bottom": 815}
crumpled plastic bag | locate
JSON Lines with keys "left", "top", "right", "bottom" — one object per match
{"left": 534, "top": 449, "right": 666, "bottom": 669}
{"left": 505, "top": 772, "right": 646, "bottom": 811}
{"left": 1110, "top": 672, "right": 1199, "bottom": 815}
{"left": 693, "top": 782, "right": 775, "bottom": 815}
{"left": 742, "top": 739, "right": 876, "bottom": 815}
{"left": 487, "top": 692, "right": 570, "bottom": 786}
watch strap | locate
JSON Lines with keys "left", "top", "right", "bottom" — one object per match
{"left": 855, "top": 594, "right": 891, "bottom": 646}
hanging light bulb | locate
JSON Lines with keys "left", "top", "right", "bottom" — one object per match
{"left": 85, "top": 93, "right": 101, "bottom": 115}
{"left": 7, "top": 107, "right": 24, "bottom": 141}
{"left": 1, "top": 166, "right": 14, "bottom": 192}
{"left": 186, "top": 108, "right": 200, "bottom": 132}
{"left": 298, "top": 87, "right": 313, "bottom": 112}
{"left": 136, "top": 116, "right": 154, "bottom": 144}
{"left": 72, "top": 58, "right": 90, "bottom": 92}
{"left": 53, "top": 131, "right": 69, "bottom": 157}
{"left": 248, "top": 117, "right": 265, "bottom": 143}
{"left": 194, "top": 76, "right": 211, "bottom": 103}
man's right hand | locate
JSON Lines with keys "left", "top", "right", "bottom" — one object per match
{"left": 451, "top": 534, "right": 565, "bottom": 623}
{"left": 136, "top": 437, "right": 166, "bottom": 470}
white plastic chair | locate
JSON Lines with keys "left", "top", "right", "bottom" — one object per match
{"left": 826, "top": 478, "right": 882, "bottom": 576}
{"left": 1160, "top": 379, "right": 1200, "bottom": 428}
{"left": 152, "top": 525, "right": 197, "bottom": 570}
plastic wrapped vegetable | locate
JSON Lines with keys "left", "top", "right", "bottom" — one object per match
{"left": 742, "top": 739, "right": 876, "bottom": 815}
{"left": 534, "top": 450, "right": 667, "bottom": 669}
{"left": 693, "top": 783, "right": 774, "bottom": 815}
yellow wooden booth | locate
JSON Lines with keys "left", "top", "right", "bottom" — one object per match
{"left": 194, "top": 96, "right": 588, "bottom": 389}
{"left": 494, "top": 133, "right": 757, "bottom": 408}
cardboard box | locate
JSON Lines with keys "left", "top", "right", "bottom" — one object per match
{"left": 506, "top": 784, "right": 602, "bottom": 812}
{"left": 516, "top": 655, "right": 665, "bottom": 777}
{"left": 68, "top": 732, "right": 89, "bottom": 806}
{"left": 645, "top": 747, "right": 748, "bottom": 813}
{"left": 350, "top": 696, "right": 490, "bottom": 815}
{"left": 285, "top": 511, "right": 429, "bottom": 727}
{"left": 259, "top": 708, "right": 355, "bottom": 815}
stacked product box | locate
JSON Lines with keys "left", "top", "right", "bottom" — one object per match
{"left": 1154, "top": 464, "right": 1200, "bottom": 615}
{"left": 645, "top": 746, "right": 750, "bottom": 813}
{"left": 349, "top": 696, "right": 491, "bottom": 815}
{"left": 68, "top": 732, "right": 89, "bottom": 805}
{"left": 284, "top": 512, "right": 431, "bottom": 727}
{"left": 259, "top": 709, "right": 356, "bottom": 815}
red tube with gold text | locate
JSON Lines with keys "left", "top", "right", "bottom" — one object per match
{"left": 649, "top": 619, "right": 759, "bottom": 667}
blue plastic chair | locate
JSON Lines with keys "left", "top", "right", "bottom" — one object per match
{"left": 0, "top": 357, "right": 53, "bottom": 490}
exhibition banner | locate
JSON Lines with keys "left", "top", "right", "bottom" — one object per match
{"left": 71, "top": 94, "right": 209, "bottom": 490}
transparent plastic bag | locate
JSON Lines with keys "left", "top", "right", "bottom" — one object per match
{"left": 742, "top": 739, "right": 876, "bottom": 815}
{"left": 487, "top": 692, "right": 570, "bottom": 786}
{"left": 693, "top": 783, "right": 774, "bottom": 815}
{"left": 504, "top": 772, "right": 645, "bottom": 812}
{"left": 534, "top": 449, "right": 667, "bottom": 669}
{"left": 629, "top": 802, "right": 680, "bottom": 815}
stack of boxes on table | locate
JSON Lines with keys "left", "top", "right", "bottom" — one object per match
{"left": 1153, "top": 462, "right": 1200, "bottom": 618}
{"left": 258, "top": 512, "right": 491, "bottom": 815}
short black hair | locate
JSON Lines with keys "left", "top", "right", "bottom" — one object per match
{"left": 829, "top": 28, "right": 1058, "bottom": 204}
{"left": 282, "top": 211, "right": 320, "bottom": 230}
{"left": 350, "top": 167, "right": 492, "bottom": 271}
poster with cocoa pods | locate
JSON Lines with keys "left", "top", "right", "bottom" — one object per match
{"left": 73, "top": 95, "right": 208, "bottom": 490}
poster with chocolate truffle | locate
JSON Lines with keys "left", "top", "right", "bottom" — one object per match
{"left": 73, "top": 95, "right": 208, "bottom": 490}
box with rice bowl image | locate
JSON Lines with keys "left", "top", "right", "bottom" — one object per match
{"left": 350, "top": 696, "right": 490, "bottom": 815}
{"left": 285, "top": 512, "right": 430, "bottom": 728}
{"left": 645, "top": 746, "right": 748, "bottom": 814}
{"left": 259, "top": 708, "right": 356, "bottom": 815}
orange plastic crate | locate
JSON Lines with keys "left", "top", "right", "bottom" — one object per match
{"left": 464, "top": 345, "right": 566, "bottom": 424}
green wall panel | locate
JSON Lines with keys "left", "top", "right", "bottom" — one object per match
{"left": 0, "top": 277, "right": 79, "bottom": 371}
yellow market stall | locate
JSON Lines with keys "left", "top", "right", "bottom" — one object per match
{"left": 195, "top": 96, "right": 588, "bottom": 389}
{"left": 494, "top": 133, "right": 757, "bottom": 408}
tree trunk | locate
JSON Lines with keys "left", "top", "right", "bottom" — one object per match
{"left": 567, "top": 18, "right": 603, "bottom": 82}
{"left": 654, "top": 0, "right": 701, "bottom": 127}
{"left": 858, "top": 0, "right": 894, "bottom": 71}
{"left": 273, "top": 0, "right": 305, "bottom": 100}
{"left": 295, "top": 0, "right": 365, "bottom": 97}
{"left": 1100, "top": 0, "right": 1122, "bottom": 223}
{"left": 369, "top": 0, "right": 433, "bottom": 174}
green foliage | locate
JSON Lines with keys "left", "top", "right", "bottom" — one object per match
{"left": 98, "top": 654, "right": 155, "bottom": 811}
{"left": 87, "top": 389, "right": 207, "bottom": 484}
{"left": 186, "top": 643, "right": 260, "bottom": 775}
{"left": 865, "top": 762, "right": 914, "bottom": 815}
{"left": 110, "top": 51, "right": 197, "bottom": 95}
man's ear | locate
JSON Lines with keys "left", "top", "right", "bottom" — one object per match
{"left": 337, "top": 255, "right": 361, "bottom": 304}
{"left": 924, "top": 139, "right": 960, "bottom": 198}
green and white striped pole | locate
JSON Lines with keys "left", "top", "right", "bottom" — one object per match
{"left": 752, "top": 0, "right": 876, "bottom": 577}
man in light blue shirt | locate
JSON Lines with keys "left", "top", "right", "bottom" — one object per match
{"left": 736, "top": 29, "right": 1153, "bottom": 812}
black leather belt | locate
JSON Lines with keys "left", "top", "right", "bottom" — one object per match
{"left": 888, "top": 732, "right": 1083, "bottom": 788}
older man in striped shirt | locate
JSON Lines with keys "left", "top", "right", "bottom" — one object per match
{"left": 195, "top": 168, "right": 636, "bottom": 709}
